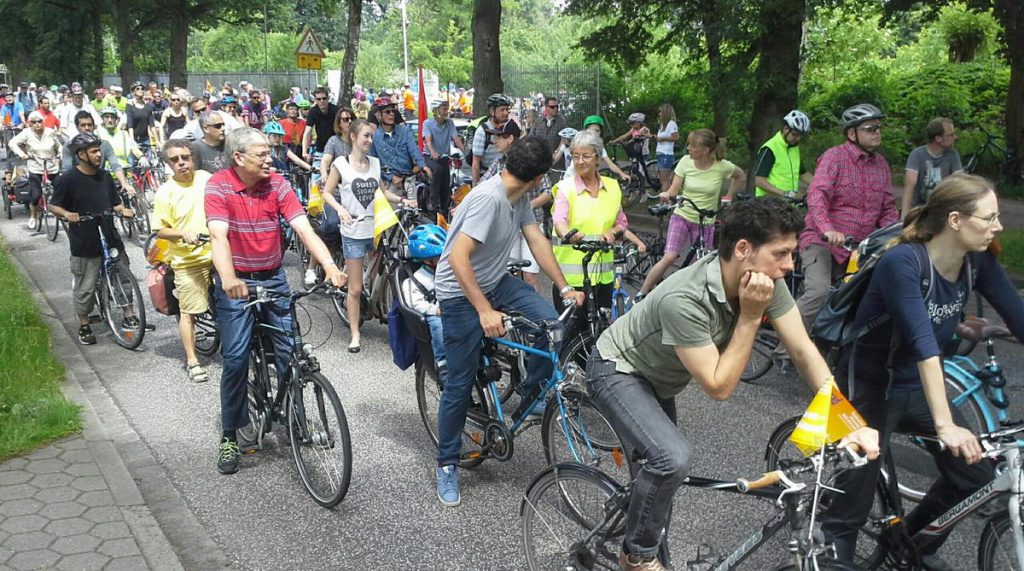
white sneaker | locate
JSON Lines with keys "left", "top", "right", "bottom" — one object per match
{"left": 27, "top": 217, "right": 36, "bottom": 230}
{"left": 303, "top": 269, "right": 317, "bottom": 286}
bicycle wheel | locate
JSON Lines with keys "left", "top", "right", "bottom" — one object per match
{"left": 741, "top": 330, "right": 776, "bottom": 383}
{"left": 979, "top": 511, "right": 1024, "bottom": 570}
{"left": 886, "top": 375, "right": 987, "bottom": 503}
{"left": 287, "top": 372, "right": 352, "bottom": 508}
{"left": 560, "top": 333, "right": 596, "bottom": 388}
{"left": 521, "top": 463, "right": 623, "bottom": 571}
{"left": 332, "top": 289, "right": 368, "bottom": 327}
{"left": 237, "top": 350, "right": 273, "bottom": 446}
{"left": 541, "top": 386, "right": 634, "bottom": 484}
{"left": 643, "top": 159, "right": 662, "bottom": 198}
{"left": 621, "top": 177, "right": 642, "bottom": 209}
{"left": 193, "top": 306, "right": 220, "bottom": 357}
{"left": 101, "top": 266, "right": 146, "bottom": 350}
{"left": 45, "top": 210, "right": 59, "bottom": 241}
{"left": 133, "top": 196, "right": 151, "bottom": 246}
{"left": 414, "top": 357, "right": 488, "bottom": 469}
{"left": 774, "top": 559, "right": 856, "bottom": 570}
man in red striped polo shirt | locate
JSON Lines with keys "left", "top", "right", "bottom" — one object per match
{"left": 205, "top": 127, "right": 346, "bottom": 475}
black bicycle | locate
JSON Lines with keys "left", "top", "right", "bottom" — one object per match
{"left": 521, "top": 444, "right": 867, "bottom": 570}
{"left": 236, "top": 283, "right": 353, "bottom": 508}
{"left": 963, "top": 128, "right": 1023, "bottom": 184}
{"left": 605, "top": 138, "right": 660, "bottom": 208}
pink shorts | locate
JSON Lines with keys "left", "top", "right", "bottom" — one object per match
{"left": 665, "top": 213, "right": 715, "bottom": 256}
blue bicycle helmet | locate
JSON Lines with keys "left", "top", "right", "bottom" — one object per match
{"left": 262, "top": 121, "right": 285, "bottom": 136}
{"left": 408, "top": 225, "right": 448, "bottom": 259}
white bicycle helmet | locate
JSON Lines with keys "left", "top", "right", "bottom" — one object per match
{"left": 558, "top": 127, "right": 578, "bottom": 140}
{"left": 783, "top": 110, "right": 811, "bottom": 134}
{"left": 627, "top": 112, "right": 645, "bottom": 124}
{"left": 841, "top": 103, "right": 885, "bottom": 131}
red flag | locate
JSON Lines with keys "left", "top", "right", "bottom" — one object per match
{"left": 417, "top": 65, "right": 428, "bottom": 152}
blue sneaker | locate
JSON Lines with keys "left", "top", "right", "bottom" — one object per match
{"left": 436, "top": 465, "right": 460, "bottom": 507}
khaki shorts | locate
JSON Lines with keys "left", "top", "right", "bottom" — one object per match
{"left": 173, "top": 264, "right": 212, "bottom": 315}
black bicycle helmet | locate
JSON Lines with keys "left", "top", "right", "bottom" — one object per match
{"left": 69, "top": 133, "right": 102, "bottom": 153}
{"left": 841, "top": 103, "right": 885, "bottom": 131}
{"left": 486, "top": 93, "right": 513, "bottom": 109}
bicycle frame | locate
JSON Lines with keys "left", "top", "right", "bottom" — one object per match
{"left": 945, "top": 354, "right": 1011, "bottom": 430}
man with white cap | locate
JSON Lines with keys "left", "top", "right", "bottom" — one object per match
{"left": 58, "top": 85, "right": 100, "bottom": 140}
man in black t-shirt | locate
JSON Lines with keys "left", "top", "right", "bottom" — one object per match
{"left": 301, "top": 86, "right": 338, "bottom": 162}
{"left": 125, "top": 82, "right": 157, "bottom": 152}
{"left": 49, "top": 133, "right": 138, "bottom": 345}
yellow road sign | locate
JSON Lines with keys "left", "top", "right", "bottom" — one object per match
{"left": 297, "top": 55, "right": 322, "bottom": 70}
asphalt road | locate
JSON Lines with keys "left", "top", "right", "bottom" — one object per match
{"left": 2, "top": 205, "right": 1023, "bottom": 570}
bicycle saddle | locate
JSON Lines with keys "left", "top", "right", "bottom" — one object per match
{"left": 507, "top": 259, "right": 531, "bottom": 269}
{"left": 956, "top": 318, "right": 1012, "bottom": 342}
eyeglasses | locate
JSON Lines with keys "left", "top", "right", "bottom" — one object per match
{"left": 547, "top": 104, "right": 559, "bottom": 109}
{"left": 28, "top": 120, "right": 42, "bottom": 124}
{"left": 243, "top": 151, "right": 271, "bottom": 160}
{"left": 570, "top": 153, "right": 596, "bottom": 162}
{"left": 166, "top": 154, "right": 192, "bottom": 163}
{"left": 206, "top": 122, "right": 225, "bottom": 129}
{"left": 965, "top": 211, "right": 1000, "bottom": 226}
{"left": 170, "top": 98, "right": 180, "bottom": 102}
{"left": 381, "top": 108, "right": 395, "bottom": 115}
{"left": 315, "top": 97, "right": 328, "bottom": 101}
{"left": 857, "top": 124, "right": 883, "bottom": 133}
{"left": 340, "top": 116, "right": 352, "bottom": 121}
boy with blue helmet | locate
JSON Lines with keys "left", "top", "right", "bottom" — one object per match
{"left": 401, "top": 224, "right": 449, "bottom": 383}
{"left": 263, "top": 121, "right": 311, "bottom": 173}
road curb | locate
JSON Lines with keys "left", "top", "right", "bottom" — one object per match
{"left": 4, "top": 241, "right": 229, "bottom": 570}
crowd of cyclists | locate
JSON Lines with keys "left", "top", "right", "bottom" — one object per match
{"left": 3, "top": 75, "right": 1024, "bottom": 571}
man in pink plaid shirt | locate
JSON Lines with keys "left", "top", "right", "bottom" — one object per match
{"left": 795, "top": 103, "right": 899, "bottom": 334}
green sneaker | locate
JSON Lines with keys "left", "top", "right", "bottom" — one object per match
{"left": 217, "top": 438, "right": 240, "bottom": 474}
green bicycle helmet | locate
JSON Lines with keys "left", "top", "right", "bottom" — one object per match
{"left": 583, "top": 115, "right": 606, "bottom": 130}
{"left": 296, "top": 99, "right": 311, "bottom": 109}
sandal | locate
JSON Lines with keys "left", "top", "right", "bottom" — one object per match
{"left": 187, "top": 364, "right": 209, "bottom": 383}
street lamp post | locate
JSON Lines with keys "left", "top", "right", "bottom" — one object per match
{"left": 401, "top": 0, "right": 410, "bottom": 85}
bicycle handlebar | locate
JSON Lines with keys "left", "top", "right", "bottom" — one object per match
{"left": 736, "top": 443, "right": 866, "bottom": 493}
{"left": 649, "top": 195, "right": 718, "bottom": 220}
{"left": 244, "top": 282, "right": 343, "bottom": 309}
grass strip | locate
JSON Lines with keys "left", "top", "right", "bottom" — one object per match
{"left": 0, "top": 237, "right": 81, "bottom": 459}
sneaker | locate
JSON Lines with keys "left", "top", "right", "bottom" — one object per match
{"left": 27, "top": 217, "right": 36, "bottom": 230}
{"left": 436, "top": 465, "right": 460, "bottom": 507}
{"left": 303, "top": 268, "right": 317, "bottom": 286}
{"left": 217, "top": 438, "right": 240, "bottom": 474}
{"left": 619, "top": 550, "right": 667, "bottom": 571}
{"left": 121, "top": 316, "right": 140, "bottom": 329}
{"left": 78, "top": 325, "right": 96, "bottom": 345}
{"left": 920, "top": 554, "right": 955, "bottom": 571}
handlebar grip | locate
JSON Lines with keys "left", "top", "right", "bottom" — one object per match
{"left": 735, "top": 471, "right": 782, "bottom": 493}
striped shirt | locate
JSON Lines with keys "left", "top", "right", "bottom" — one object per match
{"left": 800, "top": 141, "right": 898, "bottom": 264}
{"left": 204, "top": 168, "right": 305, "bottom": 272}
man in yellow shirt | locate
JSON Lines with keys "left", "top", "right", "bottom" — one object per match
{"left": 151, "top": 139, "right": 214, "bottom": 382}
{"left": 402, "top": 83, "right": 416, "bottom": 121}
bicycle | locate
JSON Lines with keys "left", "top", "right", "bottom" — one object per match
{"left": 610, "top": 245, "right": 643, "bottom": 321}
{"left": 415, "top": 308, "right": 632, "bottom": 484}
{"left": 235, "top": 282, "right": 353, "bottom": 508}
{"left": 36, "top": 162, "right": 63, "bottom": 241}
{"left": 768, "top": 417, "right": 1024, "bottom": 570}
{"left": 72, "top": 212, "right": 147, "bottom": 350}
{"left": 557, "top": 240, "right": 618, "bottom": 382}
{"left": 143, "top": 231, "right": 220, "bottom": 356}
{"left": 607, "top": 138, "right": 661, "bottom": 208}
{"left": 963, "top": 128, "right": 1024, "bottom": 185}
{"left": 520, "top": 443, "right": 867, "bottom": 570}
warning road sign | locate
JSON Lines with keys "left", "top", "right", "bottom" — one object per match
{"left": 295, "top": 29, "right": 326, "bottom": 58}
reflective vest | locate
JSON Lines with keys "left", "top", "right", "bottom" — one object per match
{"left": 101, "top": 128, "right": 133, "bottom": 163}
{"left": 551, "top": 176, "right": 622, "bottom": 287}
{"left": 755, "top": 131, "right": 801, "bottom": 196}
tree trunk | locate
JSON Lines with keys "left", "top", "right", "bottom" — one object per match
{"left": 746, "top": 0, "right": 805, "bottom": 167}
{"left": 471, "top": 0, "right": 503, "bottom": 114}
{"left": 168, "top": 1, "right": 189, "bottom": 89}
{"left": 994, "top": 0, "right": 1023, "bottom": 157}
{"left": 91, "top": 5, "right": 105, "bottom": 86}
{"left": 701, "top": 0, "right": 728, "bottom": 137}
{"left": 339, "top": 0, "right": 363, "bottom": 108}
{"left": 114, "top": 0, "right": 136, "bottom": 88}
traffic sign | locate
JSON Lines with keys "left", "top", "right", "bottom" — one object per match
{"left": 297, "top": 55, "right": 322, "bottom": 70}
{"left": 295, "top": 29, "right": 326, "bottom": 58}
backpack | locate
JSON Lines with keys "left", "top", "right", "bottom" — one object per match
{"left": 146, "top": 263, "right": 180, "bottom": 316}
{"left": 463, "top": 117, "right": 492, "bottom": 164}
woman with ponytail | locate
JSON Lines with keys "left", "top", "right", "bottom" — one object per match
{"left": 823, "top": 173, "right": 1024, "bottom": 568}
{"left": 637, "top": 128, "right": 745, "bottom": 298}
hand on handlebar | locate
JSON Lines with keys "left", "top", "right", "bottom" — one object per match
{"left": 658, "top": 191, "right": 673, "bottom": 204}
{"left": 937, "top": 424, "right": 983, "bottom": 464}
{"left": 180, "top": 231, "right": 202, "bottom": 244}
{"left": 121, "top": 208, "right": 135, "bottom": 219}
{"left": 480, "top": 309, "right": 507, "bottom": 338}
{"left": 563, "top": 290, "right": 585, "bottom": 308}
{"left": 64, "top": 212, "right": 81, "bottom": 223}
{"left": 323, "top": 265, "right": 347, "bottom": 289}
{"left": 601, "top": 229, "right": 617, "bottom": 245}
{"left": 837, "top": 427, "right": 880, "bottom": 461}
{"left": 223, "top": 277, "right": 249, "bottom": 300}
{"left": 823, "top": 231, "right": 846, "bottom": 247}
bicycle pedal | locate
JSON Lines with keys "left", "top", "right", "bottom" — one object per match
{"left": 144, "top": 323, "right": 156, "bottom": 332}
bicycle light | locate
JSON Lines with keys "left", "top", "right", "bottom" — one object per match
{"left": 109, "top": 247, "right": 120, "bottom": 259}
{"left": 302, "top": 343, "right": 314, "bottom": 356}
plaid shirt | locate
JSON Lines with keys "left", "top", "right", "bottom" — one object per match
{"left": 800, "top": 142, "right": 898, "bottom": 264}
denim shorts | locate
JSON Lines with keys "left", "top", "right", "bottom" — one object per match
{"left": 342, "top": 236, "right": 374, "bottom": 260}
{"left": 656, "top": 153, "right": 675, "bottom": 171}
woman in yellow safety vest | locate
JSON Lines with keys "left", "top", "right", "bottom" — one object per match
{"left": 551, "top": 129, "right": 629, "bottom": 334}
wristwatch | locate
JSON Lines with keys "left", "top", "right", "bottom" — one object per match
{"left": 559, "top": 285, "right": 575, "bottom": 296}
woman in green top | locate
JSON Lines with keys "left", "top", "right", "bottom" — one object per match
{"left": 637, "top": 128, "right": 746, "bottom": 299}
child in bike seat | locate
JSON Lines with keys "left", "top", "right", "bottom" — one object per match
{"left": 263, "top": 122, "right": 311, "bottom": 174}
{"left": 401, "top": 224, "right": 449, "bottom": 383}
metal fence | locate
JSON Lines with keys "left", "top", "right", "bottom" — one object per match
{"left": 501, "top": 65, "right": 602, "bottom": 130}
{"left": 101, "top": 71, "right": 319, "bottom": 100}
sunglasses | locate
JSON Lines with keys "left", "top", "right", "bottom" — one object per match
{"left": 547, "top": 104, "right": 559, "bottom": 109}
{"left": 857, "top": 124, "right": 883, "bottom": 133}
{"left": 381, "top": 108, "right": 396, "bottom": 115}
{"left": 206, "top": 122, "right": 225, "bottom": 129}
{"left": 315, "top": 97, "right": 328, "bottom": 101}
{"left": 29, "top": 120, "right": 42, "bottom": 124}
{"left": 340, "top": 116, "right": 352, "bottom": 121}
{"left": 170, "top": 98, "right": 180, "bottom": 102}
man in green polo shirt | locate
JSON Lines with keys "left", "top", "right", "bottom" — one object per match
{"left": 754, "top": 110, "right": 814, "bottom": 198}
{"left": 586, "top": 198, "right": 880, "bottom": 571}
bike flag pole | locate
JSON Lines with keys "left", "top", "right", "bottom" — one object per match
{"left": 417, "top": 65, "right": 427, "bottom": 152}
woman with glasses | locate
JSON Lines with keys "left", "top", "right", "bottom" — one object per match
{"left": 160, "top": 92, "right": 188, "bottom": 142}
{"left": 823, "top": 173, "right": 1024, "bottom": 568}
{"left": 320, "top": 107, "right": 355, "bottom": 182}
{"left": 10, "top": 111, "right": 61, "bottom": 229}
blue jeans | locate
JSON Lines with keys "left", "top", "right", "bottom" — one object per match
{"left": 436, "top": 274, "right": 561, "bottom": 466}
{"left": 587, "top": 349, "right": 685, "bottom": 562}
{"left": 425, "top": 314, "right": 446, "bottom": 366}
{"left": 214, "top": 269, "right": 294, "bottom": 433}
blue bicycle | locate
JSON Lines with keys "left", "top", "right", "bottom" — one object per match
{"left": 410, "top": 297, "right": 633, "bottom": 483}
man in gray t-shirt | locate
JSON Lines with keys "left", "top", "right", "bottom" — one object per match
{"left": 432, "top": 137, "right": 583, "bottom": 508}
{"left": 902, "top": 117, "right": 963, "bottom": 214}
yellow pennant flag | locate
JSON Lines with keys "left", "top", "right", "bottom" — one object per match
{"left": 789, "top": 377, "right": 867, "bottom": 456}
{"left": 205, "top": 80, "right": 214, "bottom": 93}
{"left": 373, "top": 188, "right": 398, "bottom": 247}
